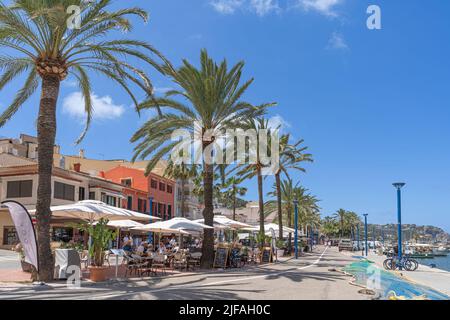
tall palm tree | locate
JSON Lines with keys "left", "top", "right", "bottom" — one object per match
{"left": 333, "top": 209, "right": 348, "bottom": 238}
{"left": 221, "top": 176, "right": 247, "bottom": 222}
{"left": 238, "top": 118, "right": 275, "bottom": 247}
{"left": 0, "top": 0, "right": 165, "bottom": 281}
{"left": 131, "top": 50, "right": 270, "bottom": 268}
{"left": 163, "top": 159, "right": 198, "bottom": 217}
{"left": 274, "top": 134, "right": 312, "bottom": 239}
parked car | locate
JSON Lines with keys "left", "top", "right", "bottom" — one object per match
{"left": 338, "top": 239, "right": 353, "bottom": 252}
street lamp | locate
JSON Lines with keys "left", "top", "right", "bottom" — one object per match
{"left": 294, "top": 200, "right": 299, "bottom": 259}
{"left": 148, "top": 196, "right": 154, "bottom": 244}
{"left": 393, "top": 182, "right": 405, "bottom": 267}
{"left": 356, "top": 224, "right": 360, "bottom": 251}
{"left": 363, "top": 214, "right": 368, "bottom": 256}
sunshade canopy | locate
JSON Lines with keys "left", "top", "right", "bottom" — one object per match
{"left": 195, "top": 215, "right": 251, "bottom": 229}
{"left": 133, "top": 217, "right": 214, "bottom": 233}
{"left": 29, "top": 200, "right": 161, "bottom": 222}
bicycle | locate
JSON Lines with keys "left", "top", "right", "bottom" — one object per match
{"left": 383, "top": 255, "right": 418, "bottom": 271}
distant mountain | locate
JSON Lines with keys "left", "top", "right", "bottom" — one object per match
{"left": 364, "top": 223, "right": 449, "bottom": 243}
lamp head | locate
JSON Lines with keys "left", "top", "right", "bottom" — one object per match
{"left": 392, "top": 182, "right": 406, "bottom": 189}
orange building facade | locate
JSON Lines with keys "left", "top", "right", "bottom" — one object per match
{"left": 103, "top": 166, "right": 175, "bottom": 220}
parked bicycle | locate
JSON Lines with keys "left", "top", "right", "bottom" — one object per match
{"left": 383, "top": 255, "right": 418, "bottom": 271}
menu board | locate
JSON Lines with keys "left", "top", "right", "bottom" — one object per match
{"left": 261, "top": 247, "right": 272, "bottom": 264}
{"left": 213, "top": 246, "right": 229, "bottom": 268}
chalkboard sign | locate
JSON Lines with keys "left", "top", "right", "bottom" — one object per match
{"left": 213, "top": 246, "right": 229, "bottom": 268}
{"left": 261, "top": 247, "right": 272, "bottom": 264}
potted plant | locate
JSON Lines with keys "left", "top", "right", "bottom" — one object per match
{"left": 78, "top": 218, "right": 116, "bottom": 282}
{"left": 275, "top": 239, "right": 286, "bottom": 258}
{"left": 13, "top": 243, "right": 33, "bottom": 273}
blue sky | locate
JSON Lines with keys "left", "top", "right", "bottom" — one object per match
{"left": 1, "top": 0, "right": 450, "bottom": 231}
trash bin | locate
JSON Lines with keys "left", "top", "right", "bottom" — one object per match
{"left": 54, "top": 249, "right": 81, "bottom": 280}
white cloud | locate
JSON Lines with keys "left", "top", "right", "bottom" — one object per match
{"left": 210, "top": 0, "right": 279, "bottom": 16}
{"left": 250, "top": 0, "right": 280, "bottom": 16}
{"left": 268, "top": 114, "right": 291, "bottom": 132}
{"left": 327, "top": 32, "right": 348, "bottom": 50}
{"left": 296, "top": 0, "right": 344, "bottom": 17}
{"left": 210, "top": 0, "right": 244, "bottom": 14}
{"left": 62, "top": 92, "right": 125, "bottom": 121}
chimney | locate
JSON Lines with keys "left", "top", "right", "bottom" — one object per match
{"left": 79, "top": 149, "right": 85, "bottom": 159}
{"left": 74, "top": 163, "right": 81, "bottom": 172}
{"left": 54, "top": 145, "right": 61, "bottom": 155}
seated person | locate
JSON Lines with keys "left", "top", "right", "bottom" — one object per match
{"left": 158, "top": 242, "right": 167, "bottom": 254}
{"left": 122, "top": 240, "right": 133, "bottom": 253}
{"left": 136, "top": 241, "right": 149, "bottom": 255}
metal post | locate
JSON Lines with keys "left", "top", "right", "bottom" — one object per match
{"left": 148, "top": 196, "right": 154, "bottom": 244}
{"left": 356, "top": 224, "right": 360, "bottom": 251}
{"left": 294, "top": 200, "right": 299, "bottom": 259}
{"left": 393, "top": 183, "right": 405, "bottom": 270}
{"left": 363, "top": 214, "right": 368, "bottom": 257}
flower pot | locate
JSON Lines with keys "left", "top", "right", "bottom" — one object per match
{"left": 21, "top": 260, "right": 33, "bottom": 273}
{"left": 88, "top": 266, "right": 109, "bottom": 282}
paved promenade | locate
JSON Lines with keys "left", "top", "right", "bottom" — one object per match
{"left": 340, "top": 250, "right": 450, "bottom": 297}
{"left": 0, "top": 246, "right": 370, "bottom": 300}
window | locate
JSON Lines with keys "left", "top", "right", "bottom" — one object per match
{"left": 104, "top": 195, "right": 117, "bottom": 207}
{"left": 151, "top": 179, "right": 157, "bottom": 189}
{"left": 167, "top": 185, "right": 173, "bottom": 194}
{"left": 89, "top": 191, "right": 96, "bottom": 200}
{"left": 121, "top": 179, "right": 132, "bottom": 187}
{"left": 138, "top": 199, "right": 147, "bottom": 213}
{"left": 2, "top": 227, "right": 18, "bottom": 245}
{"left": 79, "top": 187, "right": 86, "bottom": 201}
{"left": 168, "top": 205, "right": 172, "bottom": 219}
{"left": 127, "top": 196, "right": 133, "bottom": 210}
{"left": 159, "top": 182, "right": 166, "bottom": 192}
{"left": 6, "top": 180, "right": 32, "bottom": 198}
{"left": 54, "top": 182, "right": 75, "bottom": 201}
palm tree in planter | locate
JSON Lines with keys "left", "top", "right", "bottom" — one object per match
{"left": 237, "top": 117, "right": 278, "bottom": 248}
{"left": 164, "top": 159, "right": 199, "bottom": 217}
{"left": 78, "top": 218, "right": 116, "bottom": 282}
{"left": 0, "top": 0, "right": 165, "bottom": 281}
{"left": 273, "top": 134, "right": 312, "bottom": 240}
{"left": 131, "top": 50, "right": 271, "bottom": 268}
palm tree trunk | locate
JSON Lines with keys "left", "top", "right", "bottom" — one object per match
{"left": 275, "top": 173, "right": 283, "bottom": 240}
{"left": 35, "top": 75, "right": 60, "bottom": 281}
{"left": 180, "top": 179, "right": 185, "bottom": 217}
{"left": 201, "top": 162, "right": 214, "bottom": 268}
{"left": 257, "top": 167, "right": 265, "bottom": 248}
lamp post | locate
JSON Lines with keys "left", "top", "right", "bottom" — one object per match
{"left": 393, "top": 182, "right": 405, "bottom": 268}
{"left": 294, "top": 200, "right": 299, "bottom": 259}
{"left": 363, "top": 214, "right": 368, "bottom": 256}
{"left": 356, "top": 224, "right": 360, "bottom": 251}
{"left": 148, "top": 196, "right": 154, "bottom": 244}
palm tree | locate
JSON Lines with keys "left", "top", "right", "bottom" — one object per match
{"left": 0, "top": 0, "right": 165, "bottom": 281}
{"left": 221, "top": 176, "right": 247, "bottom": 222}
{"left": 163, "top": 160, "right": 198, "bottom": 217}
{"left": 333, "top": 209, "right": 348, "bottom": 238}
{"left": 274, "top": 134, "right": 312, "bottom": 239}
{"left": 131, "top": 50, "right": 270, "bottom": 268}
{"left": 237, "top": 118, "right": 274, "bottom": 247}
{"left": 321, "top": 216, "right": 339, "bottom": 238}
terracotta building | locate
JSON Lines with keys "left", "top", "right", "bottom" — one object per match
{"left": 103, "top": 166, "right": 175, "bottom": 220}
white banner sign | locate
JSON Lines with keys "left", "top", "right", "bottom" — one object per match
{"left": 2, "top": 201, "right": 38, "bottom": 271}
